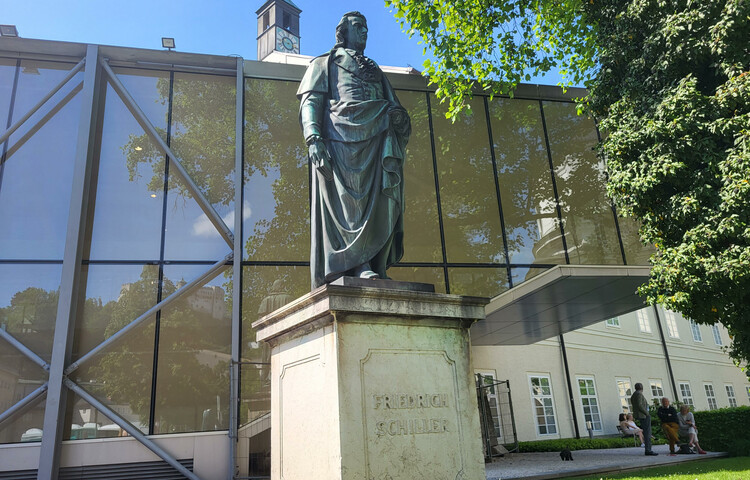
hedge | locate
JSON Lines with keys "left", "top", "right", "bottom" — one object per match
{"left": 693, "top": 406, "right": 750, "bottom": 456}
{"left": 518, "top": 436, "right": 664, "bottom": 453}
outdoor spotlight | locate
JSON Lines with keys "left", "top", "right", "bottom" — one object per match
{"left": 0, "top": 25, "right": 19, "bottom": 37}
{"left": 161, "top": 37, "right": 175, "bottom": 50}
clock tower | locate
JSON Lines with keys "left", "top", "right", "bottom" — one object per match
{"left": 256, "top": 0, "right": 301, "bottom": 60}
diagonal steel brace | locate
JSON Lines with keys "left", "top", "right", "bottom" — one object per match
{"left": 100, "top": 59, "right": 234, "bottom": 249}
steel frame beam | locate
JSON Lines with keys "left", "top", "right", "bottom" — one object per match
{"left": 0, "top": 382, "right": 47, "bottom": 427}
{"left": 0, "top": 328, "right": 49, "bottom": 371}
{"left": 0, "top": 58, "right": 85, "bottom": 146}
{"left": 38, "top": 45, "right": 102, "bottom": 480}
{"left": 228, "top": 55, "right": 244, "bottom": 480}
{"left": 65, "top": 254, "right": 232, "bottom": 375}
{"left": 64, "top": 378, "right": 201, "bottom": 480}
{"left": 100, "top": 59, "right": 235, "bottom": 249}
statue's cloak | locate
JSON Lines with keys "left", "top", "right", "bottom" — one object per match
{"left": 297, "top": 48, "right": 409, "bottom": 289}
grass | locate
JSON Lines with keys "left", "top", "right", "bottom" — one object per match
{"left": 570, "top": 456, "right": 750, "bottom": 479}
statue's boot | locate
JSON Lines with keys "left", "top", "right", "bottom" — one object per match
{"left": 353, "top": 263, "right": 379, "bottom": 279}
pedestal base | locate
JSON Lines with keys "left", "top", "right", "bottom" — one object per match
{"left": 253, "top": 279, "right": 488, "bottom": 480}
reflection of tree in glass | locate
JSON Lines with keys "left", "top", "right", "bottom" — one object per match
{"left": 243, "top": 79, "right": 309, "bottom": 262}
{"left": 240, "top": 266, "right": 308, "bottom": 424}
{"left": 121, "top": 74, "right": 236, "bottom": 207}
{"left": 542, "top": 102, "right": 622, "bottom": 265}
{"left": 489, "top": 98, "right": 565, "bottom": 266}
{"left": 0, "top": 287, "right": 58, "bottom": 360}
{"left": 397, "top": 90, "right": 443, "bottom": 264}
{"left": 431, "top": 96, "right": 506, "bottom": 263}
{"left": 71, "top": 266, "right": 230, "bottom": 434}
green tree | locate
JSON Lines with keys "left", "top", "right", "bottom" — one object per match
{"left": 388, "top": 0, "right": 750, "bottom": 373}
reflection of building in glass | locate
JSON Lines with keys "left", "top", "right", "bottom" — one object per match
{"left": 0, "top": 6, "right": 747, "bottom": 478}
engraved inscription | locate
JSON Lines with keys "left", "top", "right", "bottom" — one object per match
{"left": 372, "top": 393, "right": 450, "bottom": 436}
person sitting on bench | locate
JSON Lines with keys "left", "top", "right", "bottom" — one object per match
{"left": 678, "top": 404, "right": 707, "bottom": 454}
{"left": 657, "top": 397, "right": 680, "bottom": 454}
{"left": 619, "top": 413, "right": 645, "bottom": 446}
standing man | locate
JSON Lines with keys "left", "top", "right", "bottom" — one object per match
{"left": 657, "top": 397, "right": 681, "bottom": 454}
{"left": 631, "top": 383, "right": 658, "bottom": 456}
{"left": 297, "top": 11, "right": 411, "bottom": 289}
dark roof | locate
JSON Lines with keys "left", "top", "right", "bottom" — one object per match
{"left": 256, "top": 0, "right": 302, "bottom": 15}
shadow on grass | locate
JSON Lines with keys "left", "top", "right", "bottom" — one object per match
{"left": 569, "top": 456, "right": 750, "bottom": 480}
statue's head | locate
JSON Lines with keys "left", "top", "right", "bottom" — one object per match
{"left": 334, "top": 11, "right": 368, "bottom": 52}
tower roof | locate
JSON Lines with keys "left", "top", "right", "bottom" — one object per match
{"left": 256, "top": 0, "right": 301, "bottom": 15}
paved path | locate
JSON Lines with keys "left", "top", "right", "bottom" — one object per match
{"left": 484, "top": 444, "right": 726, "bottom": 479}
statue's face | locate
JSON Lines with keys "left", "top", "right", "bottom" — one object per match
{"left": 345, "top": 16, "right": 368, "bottom": 52}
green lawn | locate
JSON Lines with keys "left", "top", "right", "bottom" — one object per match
{"left": 570, "top": 457, "right": 750, "bottom": 480}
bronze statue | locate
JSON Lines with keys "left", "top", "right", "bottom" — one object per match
{"left": 297, "top": 11, "right": 411, "bottom": 289}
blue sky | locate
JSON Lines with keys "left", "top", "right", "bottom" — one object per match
{"left": 1, "top": 0, "right": 563, "bottom": 84}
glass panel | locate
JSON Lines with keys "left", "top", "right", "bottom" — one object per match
{"left": 243, "top": 79, "right": 309, "bottom": 262}
{"left": 72, "top": 264, "right": 160, "bottom": 361}
{"left": 431, "top": 95, "right": 505, "bottom": 263}
{"left": 511, "top": 267, "right": 550, "bottom": 286}
{"left": 0, "top": 316, "right": 47, "bottom": 443}
{"left": 0, "top": 264, "right": 63, "bottom": 362}
{"left": 241, "top": 265, "right": 309, "bottom": 426}
{"left": 388, "top": 266, "right": 446, "bottom": 293}
{"left": 489, "top": 98, "right": 566, "bottom": 265}
{"left": 618, "top": 216, "right": 653, "bottom": 265}
{"left": 397, "top": 90, "right": 442, "bottom": 263}
{"left": 152, "top": 265, "right": 232, "bottom": 434}
{"left": 0, "top": 387, "right": 46, "bottom": 444}
{"left": 0, "top": 60, "right": 82, "bottom": 259}
{"left": 66, "top": 392, "right": 127, "bottom": 440}
{"left": 65, "top": 265, "right": 160, "bottom": 439}
{"left": 0, "top": 58, "right": 15, "bottom": 131}
{"left": 163, "top": 73, "right": 236, "bottom": 260}
{"left": 447, "top": 267, "right": 509, "bottom": 297}
{"left": 86, "top": 69, "right": 169, "bottom": 261}
{"left": 542, "top": 101, "right": 622, "bottom": 265}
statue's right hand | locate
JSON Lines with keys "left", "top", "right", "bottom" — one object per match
{"left": 309, "top": 141, "right": 333, "bottom": 181}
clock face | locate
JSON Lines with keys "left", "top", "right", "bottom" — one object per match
{"left": 276, "top": 27, "right": 299, "bottom": 54}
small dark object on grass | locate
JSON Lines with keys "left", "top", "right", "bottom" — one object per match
{"left": 560, "top": 448, "right": 573, "bottom": 461}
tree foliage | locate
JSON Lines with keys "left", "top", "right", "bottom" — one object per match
{"left": 386, "top": 0, "right": 598, "bottom": 118}
{"left": 388, "top": 0, "right": 750, "bottom": 373}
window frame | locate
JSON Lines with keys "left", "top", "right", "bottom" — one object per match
{"left": 689, "top": 320, "right": 703, "bottom": 343}
{"left": 704, "top": 383, "right": 717, "bottom": 410}
{"left": 605, "top": 317, "right": 620, "bottom": 328}
{"left": 615, "top": 377, "right": 633, "bottom": 414}
{"left": 649, "top": 379, "right": 664, "bottom": 401}
{"left": 663, "top": 309, "right": 680, "bottom": 339}
{"left": 725, "top": 384, "right": 737, "bottom": 408}
{"left": 528, "top": 374, "right": 558, "bottom": 437}
{"left": 637, "top": 309, "right": 652, "bottom": 334}
{"left": 576, "top": 376, "right": 603, "bottom": 432}
{"left": 679, "top": 382, "right": 694, "bottom": 407}
{"left": 711, "top": 324, "right": 723, "bottom": 346}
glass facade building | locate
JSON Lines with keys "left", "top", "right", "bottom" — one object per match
{"left": 0, "top": 37, "right": 658, "bottom": 478}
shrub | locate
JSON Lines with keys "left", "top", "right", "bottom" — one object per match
{"left": 518, "top": 436, "right": 660, "bottom": 453}
{"left": 693, "top": 406, "right": 750, "bottom": 456}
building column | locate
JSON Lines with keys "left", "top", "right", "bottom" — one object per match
{"left": 37, "top": 44, "right": 102, "bottom": 480}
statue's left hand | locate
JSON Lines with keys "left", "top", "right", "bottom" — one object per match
{"left": 309, "top": 140, "right": 334, "bottom": 181}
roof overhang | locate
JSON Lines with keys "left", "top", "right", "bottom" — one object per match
{"left": 470, "top": 265, "right": 651, "bottom": 346}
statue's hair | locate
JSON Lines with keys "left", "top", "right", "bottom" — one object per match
{"left": 334, "top": 11, "right": 366, "bottom": 49}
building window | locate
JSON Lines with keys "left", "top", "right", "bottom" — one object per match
{"left": 263, "top": 12, "right": 270, "bottom": 30}
{"left": 679, "top": 382, "right": 694, "bottom": 406}
{"left": 664, "top": 309, "right": 680, "bottom": 338}
{"left": 529, "top": 375, "right": 557, "bottom": 435}
{"left": 747, "top": 386, "right": 750, "bottom": 404}
{"left": 690, "top": 320, "right": 703, "bottom": 342}
{"left": 283, "top": 11, "right": 291, "bottom": 30}
{"left": 725, "top": 385, "right": 737, "bottom": 408}
{"left": 605, "top": 317, "right": 620, "bottom": 328}
{"left": 577, "top": 377, "right": 602, "bottom": 431}
{"left": 637, "top": 310, "right": 652, "bottom": 333}
{"left": 649, "top": 380, "right": 664, "bottom": 400}
{"left": 615, "top": 378, "right": 633, "bottom": 414}
{"left": 712, "top": 325, "right": 723, "bottom": 346}
{"left": 704, "top": 384, "right": 717, "bottom": 410}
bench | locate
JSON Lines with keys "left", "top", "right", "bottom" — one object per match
{"left": 616, "top": 425, "right": 640, "bottom": 446}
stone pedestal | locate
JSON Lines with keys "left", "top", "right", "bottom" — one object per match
{"left": 253, "top": 278, "right": 488, "bottom": 480}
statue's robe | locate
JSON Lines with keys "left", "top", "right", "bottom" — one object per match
{"left": 297, "top": 48, "right": 409, "bottom": 289}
